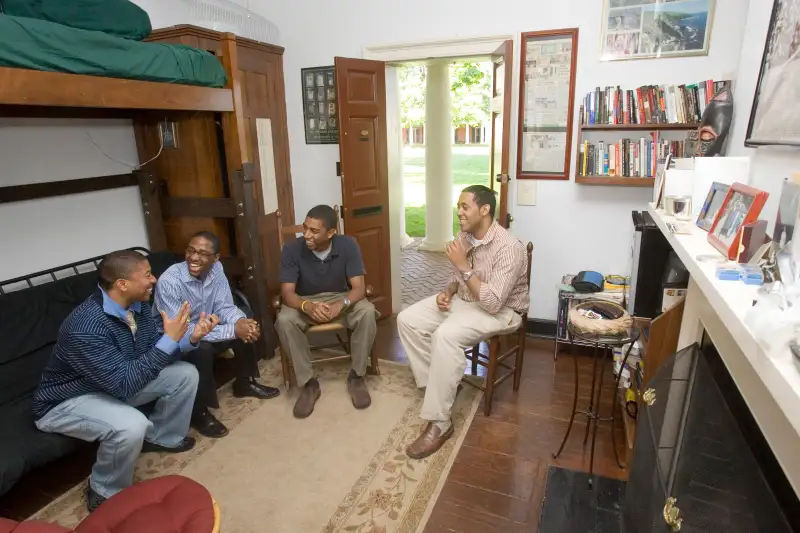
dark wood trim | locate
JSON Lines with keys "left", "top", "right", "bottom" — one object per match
{"left": 149, "top": 25, "right": 286, "bottom": 55}
{"left": 135, "top": 171, "right": 168, "bottom": 251}
{"left": 526, "top": 318, "right": 557, "bottom": 339}
{"left": 0, "top": 174, "right": 137, "bottom": 204}
{"left": 0, "top": 67, "right": 234, "bottom": 112}
{"left": 575, "top": 176, "right": 655, "bottom": 187}
{"left": 516, "top": 28, "right": 579, "bottom": 182}
{"left": 162, "top": 197, "right": 237, "bottom": 218}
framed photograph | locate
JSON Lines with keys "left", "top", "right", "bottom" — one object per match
{"left": 708, "top": 183, "right": 769, "bottom": 260}
{"left": 696, "top": 181, "right": 730, "bottom": 231}
{"left": 600, "top": 0, "right": 715, "bottom": 62}
{"left": 517, "top": 28, "right": 579, "bottom": 181}
{"left": 745, "top": 0, "right": 800, "bottom": 147}
{"left": 301, "top": 66, "right": 339, "bottom": 144}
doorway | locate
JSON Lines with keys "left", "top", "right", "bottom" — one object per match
{"left": 396, "top": 59, "right": 494, "bottom": 309}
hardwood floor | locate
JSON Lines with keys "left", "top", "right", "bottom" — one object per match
{"left": 375, "top": 317, "right": 628, "bottom": 532}
{"left": 1, "top": 318, "right": 628, "bottom": 530}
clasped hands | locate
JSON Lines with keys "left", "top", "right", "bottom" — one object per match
{"left": 302, "top": 300, "right": 345, "bottom": 324}
{"left": 438, "top": 238, "right": 473, "bottom": 311}
{"left": 160, "top": 302, "right": 220, "bottom": 343}
{"left": 234, "top": 317, "right": 261, "bottom": 344}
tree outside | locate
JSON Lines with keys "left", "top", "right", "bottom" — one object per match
{"left": 399, "top": 62, "right": 493, "bottom": 238}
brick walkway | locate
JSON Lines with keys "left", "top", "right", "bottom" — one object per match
{"left": 400, "top": 238, "right": 453, "bottom": 309}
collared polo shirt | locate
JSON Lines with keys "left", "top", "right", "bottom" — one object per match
{"left": 279, "top": 235, "right": 365, "bottom": 296}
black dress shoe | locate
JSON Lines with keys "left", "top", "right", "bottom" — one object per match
{"left": 86, "top": 484, "right": 107, "bottom": 513}
{"left": 141, "top": 436, "right": 196, "bottom": 454}
{"left": 233, "top": 377, "right": 280, "bottom": 399}
{"left": 191, "top": 408, "right": 229, "bottom": 438}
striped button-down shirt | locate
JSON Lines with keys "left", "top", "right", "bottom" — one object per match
{"left": 448, "top": 222, "right": 530, "bottom": 315}
{"left": 155, "top": 261, "right": 244, "bottom": 342}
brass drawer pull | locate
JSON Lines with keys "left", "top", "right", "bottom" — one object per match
{"left": 643, "top": 388, "right": 656, "bottom": 406}
{"left": 663, "top": 496, "right": 682, "bottom": 531}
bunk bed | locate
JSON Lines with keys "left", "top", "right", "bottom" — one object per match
{"left": 0, "top": 12, "right": 296, "bottom": 498}
{"left": 0, "top": 23, "right": 276, "bottom": 398}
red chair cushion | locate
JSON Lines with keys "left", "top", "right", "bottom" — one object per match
{"left": 0, "top": 519, "right": 70, "bottom": 533}
{"left": 76, "top": 475, "right": 215, "bottom": 533}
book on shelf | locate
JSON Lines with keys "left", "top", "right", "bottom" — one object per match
{"left": 576, "top": 133, "right": 688, "bottom": 178}
{"left": 579, "top": 79, "right": 731, "bottom": 126}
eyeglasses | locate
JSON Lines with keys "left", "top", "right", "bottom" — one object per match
{"left": 186, "top": 247, "right": 216, "bottom": 259}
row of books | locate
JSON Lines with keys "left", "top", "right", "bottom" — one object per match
{"left": 577, "top": 136, "right": 682, "bottom": 178}
{"left": 579, "top": 80, "right": 731, "bottom": 126}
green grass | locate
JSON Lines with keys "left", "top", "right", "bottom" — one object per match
{"left": 405, "top": 206, "right": 460, "bottom": 238}
{"left": 403, "top": 145, "right": 490, "bottom": 238}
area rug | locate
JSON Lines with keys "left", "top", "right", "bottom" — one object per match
{"left": 538, "top": 466, "right": 626, "bottom": 533}
{"left": 31, "top": 357, "right": 482, "bottom": 533}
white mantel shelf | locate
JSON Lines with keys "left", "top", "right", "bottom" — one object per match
{"left": 647, "top": 204, "right": 800, "bottom": 494}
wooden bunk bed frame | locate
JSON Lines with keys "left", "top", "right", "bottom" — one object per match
{"left": 0, "top": 33, "right": 276, "bottom": 362}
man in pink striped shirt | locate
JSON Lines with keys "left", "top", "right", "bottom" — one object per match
{"left": 398, "top": 185, "right": 529, "bottom": 459}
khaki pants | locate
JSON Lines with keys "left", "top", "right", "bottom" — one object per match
{"left": 274, "top": 292, "right": 378, "bottom": 387}
{"left": 397, "top": 295, "right": 521, "bottom": 422}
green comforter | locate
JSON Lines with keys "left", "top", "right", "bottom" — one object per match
{"left": 1, "top": 0, "right": 152, "bottom": 40}
{"left": 0, "top": 14, "right": 227, "bottom": 88}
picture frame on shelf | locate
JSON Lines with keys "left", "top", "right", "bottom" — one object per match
{"left": 745, "top": 0, "right": 800, "bottom": 147}
{"left": 708, "top": 183, "right": 769, "bottom": 260}
{"left": 516, "top": 28, "right": 579, "bottom": 181}
{"left": 600, "top": 0, "right": 715, "bottom": 62}
{"left": 696, "top": 181, "right": 730, "bottom": 231}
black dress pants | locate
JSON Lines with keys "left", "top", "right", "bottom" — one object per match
{"left": 182, "top": 338, "right": 259, "bottom": 411}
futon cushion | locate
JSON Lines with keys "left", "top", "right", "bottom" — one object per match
{"left": 0, "top": 396, "right": 85, "bottom": 497}
{"left": 0, "top": 0, "right": 152, "bottom": 41}
{"left": 0, "top": 270, "right": 98, "bottom": 407}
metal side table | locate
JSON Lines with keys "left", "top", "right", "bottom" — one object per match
{"left": 552, "top": 320, "right": 640, "bottom": 486}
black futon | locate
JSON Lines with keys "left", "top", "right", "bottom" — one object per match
{"left": 0, "top": 249, "right": 250, "bottom": 497}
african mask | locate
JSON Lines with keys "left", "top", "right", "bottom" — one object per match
{"left": 694, "top": 88, "right": 733, "bottom": 157}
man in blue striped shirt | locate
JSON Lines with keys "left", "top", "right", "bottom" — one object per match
{"left": 32, "top": 250, "right": 217, "bottom": 512}
{"left": 155, "top": 231, "right": 280, "bottom": 438}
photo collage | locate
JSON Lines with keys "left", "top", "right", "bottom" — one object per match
{"left": 601, "top": 0, "right": 714, "bottom": 61}
{"left": 302, "top": 66, "right": 338, "bottom": 144}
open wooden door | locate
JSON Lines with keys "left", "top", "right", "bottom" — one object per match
{"left": 489, "top": 40, "right": 514, "bottom": 228}
{"left": 335, "top": 57, "right": 393, "bottom": 317}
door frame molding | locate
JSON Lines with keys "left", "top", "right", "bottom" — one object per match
{"left": 363, "top": 34, "right": 515, "bottom": 62}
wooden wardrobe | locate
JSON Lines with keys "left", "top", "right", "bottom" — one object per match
{"left": 136, "top": 25, "right": 294, "bottom": 300}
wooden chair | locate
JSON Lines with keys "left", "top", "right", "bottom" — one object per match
{"left": 271, "top": 207, "right": 380, "bottom": 388}
{"left": 462, "top": 242, "right": 534, "bottom": 416}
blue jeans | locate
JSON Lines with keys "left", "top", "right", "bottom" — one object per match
{"left": 34, "top": 362, "right": 199, "bottom": 498}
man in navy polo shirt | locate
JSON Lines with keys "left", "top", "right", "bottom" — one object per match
{"left": 275, "top": 205, "right": 377, "bottom": 418}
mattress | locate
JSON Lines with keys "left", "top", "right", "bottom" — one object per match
{"left": 0, "top": 14, "right": 227, "bottom": 88}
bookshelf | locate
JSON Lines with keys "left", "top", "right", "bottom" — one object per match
{"left": 575, "top": 80, "right": 729, "bottom": 187}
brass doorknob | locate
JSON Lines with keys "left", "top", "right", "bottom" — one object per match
{"left": 663, "top": 497, "right": 682, "bottom": 531}
{"left": 643, "top": 388, "right": 656, "bottom": 406}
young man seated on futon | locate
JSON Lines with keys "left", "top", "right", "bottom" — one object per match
{"left": 275, "top": 204, "right": 378, "bottom": 418}
{"left": 154, "top": 231, "right": 280, "bottom": 439}
{"left": 397, "top": 185, "right": 529, "bottom": 459}
{"left": 32, "top": 250, "right": 217, "bottom": 513}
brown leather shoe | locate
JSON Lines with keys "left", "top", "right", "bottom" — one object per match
{"left": 406, "top": 420, "right": 454, "bottom": 459}
{"left": 293, "top": 378, "right": 321, "bottom": 419}
{"left": 348, "top": 370, "right": 372, "bottom": 410}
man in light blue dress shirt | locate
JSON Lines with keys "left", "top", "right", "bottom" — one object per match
{"left": 155, "top": 232, "right": 279, "bottom": 438}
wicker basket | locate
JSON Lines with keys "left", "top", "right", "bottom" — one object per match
{"left": 568, "top": 300, "right": 632, "bottom": 336}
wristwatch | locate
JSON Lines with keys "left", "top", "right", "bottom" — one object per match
{"left": 343, "top": 297, "right": 351, "bottom": 310}
{"left": 462, "top": 271, "right": 474, "bottom": 281}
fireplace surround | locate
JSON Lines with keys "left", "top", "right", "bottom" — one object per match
{"left": 624, "top": 337, "right": 799, "bottom": 532}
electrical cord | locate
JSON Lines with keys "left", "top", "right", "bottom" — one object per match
{"left": 85, "top": 118, "right": 167, "bottom": 170}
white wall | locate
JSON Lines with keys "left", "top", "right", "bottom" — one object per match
{"left": 258, "top": 0, "right": 749, "bottom": 319}
{"left": 0, "top": 119, "right": 146, "bottom": 281}
{"left": 728, "top": 0, "right": 800, "bottom": 234}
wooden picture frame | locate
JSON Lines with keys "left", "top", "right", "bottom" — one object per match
{"left": 696, "top": 181, "right": 730, "bottom": 232}
{"left": 745, "top": 0, "right": 800, "bottom": 147}
{"left": 708, "top": 183, "right": 769, "bottom": 260}
{"left": 516, "top": 28, "right": 578, "bottom": 181}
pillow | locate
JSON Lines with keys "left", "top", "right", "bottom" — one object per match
{"left": 2, "top": 0, "right": 152, "bottom": 41}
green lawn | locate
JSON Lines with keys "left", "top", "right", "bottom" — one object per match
{"left": 404, "top": 144, "right": 490, "bottom": 238}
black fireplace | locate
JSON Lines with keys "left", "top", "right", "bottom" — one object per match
{"left": 624, "top": 338, "right": 799, "bottom": 532}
